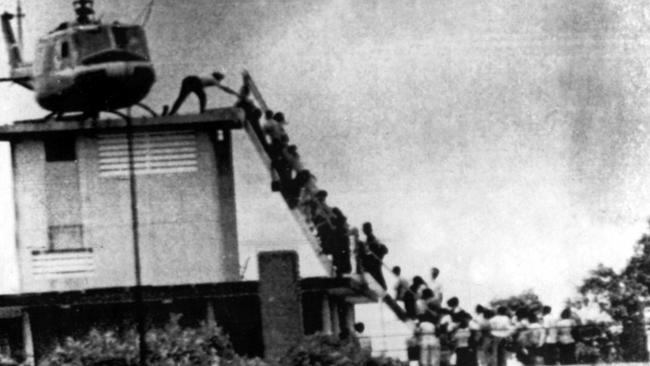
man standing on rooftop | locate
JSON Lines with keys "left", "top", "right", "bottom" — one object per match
{"left": 169, "top": 71, "right": 226, "bottom": 115}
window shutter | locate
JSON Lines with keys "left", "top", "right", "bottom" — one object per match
{"left": 99, "top": 131, "right": 198, "bottom": 177}
{"left": 31, "top": 248, "right": 94, "bottom": 278}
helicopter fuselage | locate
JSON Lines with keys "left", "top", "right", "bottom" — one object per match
{"left": 33, "top": 23, "right": 155, "bottom": 112}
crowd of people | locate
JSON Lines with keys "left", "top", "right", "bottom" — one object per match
{"left": 391, "top": 267, "right": 617, "bottom": 366}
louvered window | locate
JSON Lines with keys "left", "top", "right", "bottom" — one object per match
{"left": 31, "top": 248, "right": 94, "bottom": 278}
{"left": 98, "top": 131, "right": 198, "bottom": 177}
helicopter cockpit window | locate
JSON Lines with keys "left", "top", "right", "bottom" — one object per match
{"left": 112, "top": 26, "right": 149, "bottom": 59}
{"left": 61, "top": 41, "right": 70, "bottom": 59}
{"left": 73, "top": 27, "right": 112, "bottom": 59}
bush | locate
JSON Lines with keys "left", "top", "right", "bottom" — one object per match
{"left": 574, "top": 323, "right": 623, "bottom": 364}
{"left": 38, "top": 314, "right": 263, "bottom": 366}
{"left": 38, "top": 318, "right": 402, "bottom": 366}
{"left": 279, "top": 334, "right": 363, "bottom": 366}
{"left": 40, "top": 330, "right": 138, "bottom": 366}
{"left": 278, "top": 334, "right": 405, "bottom": 366}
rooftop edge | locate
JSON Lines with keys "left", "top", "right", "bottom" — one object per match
{"left": 0, "top": 107, "right": 244, "bottom": 140}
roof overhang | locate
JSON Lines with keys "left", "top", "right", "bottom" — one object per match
{"left": 0, "top": 108, "right": 244, "bottom": 141}
{"left": 0, "top": 276, "right": 376, "bottom": 309}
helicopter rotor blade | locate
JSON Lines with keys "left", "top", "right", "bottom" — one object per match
{"left": 134, "top": 0, "right": 154, "bottom": 26}
{"left": 0, "top": 76, "right": 29, "bottom": 82}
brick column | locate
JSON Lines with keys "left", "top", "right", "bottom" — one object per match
{"left": 258, "top": 251, "right": 304, "bottom": 360}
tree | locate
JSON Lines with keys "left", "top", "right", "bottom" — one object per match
{"left": 577, "top": 220, "right": 650, "bottom": 362}
{"left": 489, "top": 289, "right": 544, "bottom": 314}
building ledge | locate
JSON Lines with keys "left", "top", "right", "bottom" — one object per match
{"left": 0, "top": 108, "right": 244, "bottom": 140}
{"left": 0, "top": 276, "right": 377, "bottom": 308}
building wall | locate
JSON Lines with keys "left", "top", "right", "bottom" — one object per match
{"left": 13, "top": 127, "right": 239, "bottom": 293}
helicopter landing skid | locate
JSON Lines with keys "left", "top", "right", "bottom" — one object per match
{"left": 40, "top": 103, "right": 159, "bottom": 124}
{"left": 41, "top": 110, "right": 100, "bottom": 123}
{"left": 134, "top": 102, "right": 158, "bottom": 117}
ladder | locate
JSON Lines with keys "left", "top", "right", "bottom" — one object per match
{"left": 241, "top": 71, "right": 335, "bottom": 276}
{"left": 239, "top": 71, "right": 409, "bottom": 322}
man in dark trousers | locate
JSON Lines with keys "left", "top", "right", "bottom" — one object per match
{"left": 361, "top": 222, "right": 388, "bottom": 290}
{"left": 169, "top": 71, "right": 227, "bottom": 115}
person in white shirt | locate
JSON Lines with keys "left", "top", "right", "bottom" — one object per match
{"left": 452, "top": 314, "right": 476, "bottom": 366}
{"left": 393, "top": 266, "right": 410, "bottom": 301}
{"left": 354, "top": 322, "right": 372, "bottom": 357}
{"left": 440, "top": 297, "right": 462, "bottom": 334}
{"left": 169, "top": 72, "right": 225, "bottom": 115}
{"left": 472, "top": 305, "right": 489, "bottom": 366}
{"left": 541, "top": 306, "right": 558, "bottom": 365}
{"left": 488, "top": 307, "right": 513, "bottom": 366}
{"left": 556, "top": 308, "right": 576, "bottom": 365}
{"left": 418, "top": 319, "right": 440, "bottom": 366}
{"left": 489, "top": 307, "right": 513, "bottom": 338}
{"left": 513, "top": 311, "right": 531, "bottom": 366}
{"left": 525, "top": 313, "right": 545, "bottom": 366}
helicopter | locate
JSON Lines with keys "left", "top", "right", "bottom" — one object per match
{"left": 0, "top": 0, "right": 155, "bottom": 116}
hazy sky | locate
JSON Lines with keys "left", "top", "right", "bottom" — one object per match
{"left": 1, "top": 0, "right": 650, "bottom": 316}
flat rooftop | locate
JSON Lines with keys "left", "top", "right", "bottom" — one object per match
{"left": 0, "top": 108, "right": 244, "bottom": 140}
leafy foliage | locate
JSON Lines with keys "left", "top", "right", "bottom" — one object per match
{"left": 38, "top": 317, "right": 404, "bottom": 366}
{"left": 39, "top": 330, "right": 138, "bottom": 366}
{"left": 489, "top": 289, "right": 543, "bottom": 314}
{"left": 577, "top": 220, "right": 650, "bottom": 362}
{"left": 38, "top": 315, "right": 266, "bottom": 366}
{"left": 573, "top": 323, "right": 622, "bottom": 364}
{"left": 579, "top": 264, "right": 646, "bottom": 321}
{"left": 280, "top": 334, "right": 365, "bottom": 366}
{"left": 279, "top": 333, "right": 404, "bottom": 366}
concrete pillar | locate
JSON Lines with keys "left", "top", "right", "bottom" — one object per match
{"left": 22, "top": 312, "right": 34, "bottom": 366}
{"left": 213, "top": 129, "right": 240, "bottom": 281}
{"left": 340, "top": 302, "right": 355, "bottom": 334}
{"left": 329, "top": 300, "right": 340, "bottom": 336}
{"left": 258, "top": 251, "right": 303, "bottom": 361}
{"left": 206, "top": 301, "right": 216, "bottom": 326}
{"left": 321, "top": 295, "right": 332, "bottom": 334}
